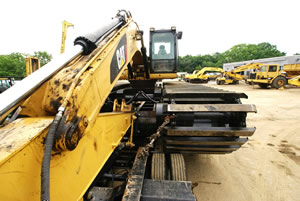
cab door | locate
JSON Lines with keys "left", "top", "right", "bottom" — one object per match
{"left": 266, "top": 65, "right": 278, "bottom": 78}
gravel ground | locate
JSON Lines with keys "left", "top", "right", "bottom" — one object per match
{"left": 185, "top": 81, "right": 300, "bottom": 201}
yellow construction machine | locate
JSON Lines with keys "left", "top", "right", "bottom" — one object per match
{"left": 25, "top": 56, "right": 40, "bottom": 76}
{"left": 0, "top": 10, "right": 256, "bottom": 201}
{"left": 247, "top": 63, "right": 300, "bottom": 88}
{"left": 185, "top": 67, "right": 223, "bottom": 83}
{"left": 288, "top": 75, "right": 300, "bottom": 87}
{"left": 60, "top": 20, "right": 74, "bottom": 54}
{"left": 282, "top": 64, "right": 300, "bottom": 87}
{"left": 216, "top": 63, "right": 261, "bottom": 85}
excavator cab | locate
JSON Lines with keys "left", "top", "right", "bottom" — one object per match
{"left": 149, "top": 27, "right": 182, "bottom": 73}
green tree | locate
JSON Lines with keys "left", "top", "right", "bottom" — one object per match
{"left": 0, "top": 53, "right": 26, "bottom": 77}
{"left": 223, "top": 42, "right": 285, "bottom": 63}
{"left": 0, "top": 51, "right": 52, "bottom": 77}
{"left": 178, "top": 55, "right": 198, "bottom": 72}
{"left": 178, "top": 42, "right": 285, "bottom": 73}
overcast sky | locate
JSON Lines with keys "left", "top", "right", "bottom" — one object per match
{"left": 0, "top": 0, "right": 299, "bottom": 58}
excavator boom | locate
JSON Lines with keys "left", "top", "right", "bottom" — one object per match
{"left": 0, "top": 11, "right": 142, "bottom": 201}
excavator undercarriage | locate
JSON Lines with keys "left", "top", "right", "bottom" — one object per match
{"left": 82, "top": 80, "right": 256, "bottom": 200}
{"left": 107, "top": 81, "right": 256, "bottom": 154}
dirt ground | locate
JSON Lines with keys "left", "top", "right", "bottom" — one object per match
{"left": 185, "top": 82, "right": 300, "bottom": 201}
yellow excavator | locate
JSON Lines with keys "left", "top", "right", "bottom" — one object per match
{"left": 216, "top": 63, "right": 261, "bottom": 85}
{"left": 185, "top": 67, "right": 223, "bottom": 83}
{"left": 0, "top": 10, "right": 256, "bottom": 201}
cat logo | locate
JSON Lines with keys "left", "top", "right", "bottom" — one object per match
{"left": 116, "top": 45, "right": 126, "bottom": 69}
{"left": 110, "top": 35, "right": 127, "bottom": 83}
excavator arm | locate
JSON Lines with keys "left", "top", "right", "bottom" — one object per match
{"left": 0, "top": 11, "right": 143, "bottom": 201}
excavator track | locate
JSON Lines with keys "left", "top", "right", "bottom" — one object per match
{"left": 161, "top": 82, "right": 256, "bottom": 154}
{"left": 110, "top": 81, "right": 256, "bottom": 155}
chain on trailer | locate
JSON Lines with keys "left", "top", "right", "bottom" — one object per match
{"left": 138, "top": 115, "right": 175, "bottom": 158}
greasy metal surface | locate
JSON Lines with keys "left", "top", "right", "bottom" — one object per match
{"left": 166, "top": 145, "right": 239, "bottom": 152}
{"left": 87, "top": 187, "right": 113, "bottom": 201}
{"left": 163, "top": 82, "right": 248, "bottom": 98}
{"left": 122, "top": 147, "right": 148, "bottom": 201}
{"left": 166, "top": 136, "right": 248, "bottom": 145}
{"left": 167, "top": 104, "right": 257, "bottom": 113}
{"left": 167, "top": 150, "right": 231, "bottom": 154}
{"left": 0, "top": 117, "right": 52, "bottom": 163}
{"left": 0, "top": 112, "right": 132, "bottom": 201}
{"left": 163, "top": 97, "right": 224, "bottom": 102}
{"left": 165, "top": 127, "right": 256, "bottom": 136}
{"left": 141, "top": 179, "right": 196, "bottom": 201}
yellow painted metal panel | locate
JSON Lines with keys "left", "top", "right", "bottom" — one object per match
{"left": 149, "top": 73, "right": 177, "bottom": 79}
{"left": 0, "top": 112, "right": 133, "bottom": 201}
{"left": 0, "top": 117, "right": 53, "bottom": 164}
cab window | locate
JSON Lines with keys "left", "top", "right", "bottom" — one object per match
{"left": 268, "top": 65, "right": 277, "bottom": 72}
{"left": 260, "top": 66, "right": 267, "bottom": 72}
{"left": 152, "top": 32, "right": 175, "bottom": 60}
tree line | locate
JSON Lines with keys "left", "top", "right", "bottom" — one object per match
{"left": 178, "top": 42, "right": 286, "bottom": 73}
{"left": 0, "top": 51, "right": 52, "bottom": 78}
{"left": 0, "top": 42, "right": 287, "bottom": 77}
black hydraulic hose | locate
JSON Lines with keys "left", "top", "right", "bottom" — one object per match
{"left": 140, "top": 91, "right": 158, "bottom": 103}
{"left": 126, "top": 91, "right": 158, "bottom": 105}
{"left": 126, "top": 91, "right": 140, "bottom": 105}
{"left": 41, "top": 109, "right": 63, "bottom": 201}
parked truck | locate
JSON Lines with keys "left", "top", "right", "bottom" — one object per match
{"left": 247, "top": 63, "right": 300, "bottom": 88}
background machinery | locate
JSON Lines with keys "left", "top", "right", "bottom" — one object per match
{"left": 60, "top": 20, "right": 74, "bottom": 54}
{"left": 0, "top": 11, "right": 256, "bottom": 201}
{"left": 25, "top": 56, "right": 40, "bottom": 76}
{"left": 216, "top": 63, "right": 261, "bottom": 85}
{"left": 247, "top": 63, "right": 300, "bottom": 88}
{"left": 185, "top": 67, "right": 223, "bottom": 83}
